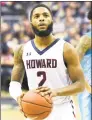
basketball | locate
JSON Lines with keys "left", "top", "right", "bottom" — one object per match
{"left": 21, "top": 91, "right": 53, "bottom": 119}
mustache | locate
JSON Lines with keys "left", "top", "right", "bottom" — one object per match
{"left": 32, "top": 22, "right": 53, "bottom": 30}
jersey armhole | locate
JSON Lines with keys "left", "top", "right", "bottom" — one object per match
{"left": 63, "top": 42, "right": 67, "bottom": 69}
{"left": 64, "top": 58, "right": 67, "bottom": 68}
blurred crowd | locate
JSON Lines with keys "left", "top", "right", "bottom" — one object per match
{"left": 1, "top": 1, "right": 91, "bottom": 90}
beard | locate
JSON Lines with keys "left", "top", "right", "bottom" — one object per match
{"left": 31, "top": 22, "right": 53, "bottom": 37}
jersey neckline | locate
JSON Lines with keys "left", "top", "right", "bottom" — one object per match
{"left": 31, "top": 38, "right": 60, "bottom": 55}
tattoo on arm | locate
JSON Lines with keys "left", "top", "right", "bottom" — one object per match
{"left": 11, "top": 45, "right": 25, "bottom": 83}
{"left": 76, "top": 35, "right": 91, "bottom": 60}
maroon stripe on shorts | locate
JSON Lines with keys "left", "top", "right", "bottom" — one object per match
{"left": 70, "top": 100, "right": 76, "bottom": 118}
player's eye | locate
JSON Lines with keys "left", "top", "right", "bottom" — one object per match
{"left": 34, "top": 15, "right": 39, "bottom": 19}
{"left": 43, "top": 14, "right": 49, "bottom": 17}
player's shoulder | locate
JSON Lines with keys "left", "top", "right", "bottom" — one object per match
{"left": 56, "top": 37, "right": 66, "bottom": 46}
{"left": 14, "top": 40, "right": 32, "bottom": 54}
{"left": 23, "top": 40, "right": 33, "bottom": 50}
{"left": 64, "top": 42, "right": 76, "bottom": 54}
{"left": 13, "top": 44, "right": 26, "bottom": 60}
{"left": 57, "top": 38, "right": 76, "bottom": 55}
{"left": 14, "top": 44, "right": 24, "bottom": 54}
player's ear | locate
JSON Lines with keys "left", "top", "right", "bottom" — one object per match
{"left": 30, "top": 21, "right": 32, "bottom": 24}
{"left": 51, "top": 18, "right": 53, "bottom": 23}
{"left": 51, "top": 20, "right": 53, "bottom": 24}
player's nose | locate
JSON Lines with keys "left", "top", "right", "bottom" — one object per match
{"left": 39, "top": 16, "right": 44, "bottom": 22}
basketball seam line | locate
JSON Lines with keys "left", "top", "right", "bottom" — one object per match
{"left": 24, "top": 111, "right": 50, "bottom": 116}
{"left": 34, "top": 92, "right": 52, "bottom": 105}
{"left": 21, "top": 100, "right": 27, "bottom": 118}
{"left": 43, "top": 96, "right": 53, "bottom": 105}
{"left": 21, "top": 100, "right": 52, "bottom": 108}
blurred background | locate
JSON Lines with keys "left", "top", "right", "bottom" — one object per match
{"left": 1, "top": 1, "right": 91, "bottom": 120}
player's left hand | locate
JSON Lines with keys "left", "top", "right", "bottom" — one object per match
{"left": 36, "top": 86, "right": 57, "bottom": 98}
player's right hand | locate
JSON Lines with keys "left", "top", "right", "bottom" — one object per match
{"left": 17, "top": 93, "right": 29, "bottom": 118}
{"left": 17, "top": 93, "right": 25, "bottom": 113}
{"left": 17, "top": 93, "right": 41, "bottom": 119}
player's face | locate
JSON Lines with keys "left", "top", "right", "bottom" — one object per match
{"left": 31, "top": 7, "right": 53, "bottom": 37}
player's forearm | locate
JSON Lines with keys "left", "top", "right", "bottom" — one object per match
{"left": 11, "top": 65, "right": 25, "bottom": 83}
{"left": 55, "top": 81, "right": 84, "bottom": 96}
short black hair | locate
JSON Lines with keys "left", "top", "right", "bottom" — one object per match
{"left": 30, "top": 4, "right": 52, "bottom": 21}
{"left": 87, "top": 9, "right": 92, "bottom": 20}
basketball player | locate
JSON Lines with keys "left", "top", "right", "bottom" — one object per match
{"left": 76, "top": 9, "right": 92, "bottom": 120}
{"left": 9, "top": 4, "right": 85, "bottom": 120}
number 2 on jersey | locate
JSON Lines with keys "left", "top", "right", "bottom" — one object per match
{"left": 37, "top": 71, "right": 46, "bottom": 86}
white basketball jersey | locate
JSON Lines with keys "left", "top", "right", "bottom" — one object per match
{"left": 22, "top": 38, "right": 72, "bottom": 104}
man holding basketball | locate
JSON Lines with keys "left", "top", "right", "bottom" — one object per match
{"left": 9, "top": 4, "right": 85, "bottom": 120}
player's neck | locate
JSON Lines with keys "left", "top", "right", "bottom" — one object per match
{"left": 34, "top": 34, "right": 56, "bottom": 49}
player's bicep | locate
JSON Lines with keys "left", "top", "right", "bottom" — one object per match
{"left": 64, "top": 43, "right": 85, "bottom": 84}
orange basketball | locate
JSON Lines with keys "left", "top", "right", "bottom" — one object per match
{"left": 21, "top": 91, "right": 53, "bottom": 119}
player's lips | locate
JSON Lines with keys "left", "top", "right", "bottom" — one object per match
{"left": 38, "top": 23, "right": 47, "bottom": 27}
{"left": 38, "top": 23, "right": 47, "bottom": 29}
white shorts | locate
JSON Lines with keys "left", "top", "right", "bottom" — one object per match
{"left": 26, "top": 101, "right": 76, "bottom": 120}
